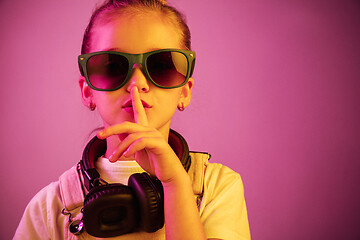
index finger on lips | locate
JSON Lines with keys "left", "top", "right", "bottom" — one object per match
{"left": 131, "top": 86, "right": 149, "bottom": 126}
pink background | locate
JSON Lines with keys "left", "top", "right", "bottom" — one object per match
{"left": 1, "top": 0, "right": 359, "bottom": 239}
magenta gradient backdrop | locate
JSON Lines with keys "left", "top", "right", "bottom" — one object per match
{"left": 1, "top": 0, "right": 359, "bottom": 239}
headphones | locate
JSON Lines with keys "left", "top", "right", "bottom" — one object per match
{"left": 79, "top": 129, "right": 191, "bottom": 238}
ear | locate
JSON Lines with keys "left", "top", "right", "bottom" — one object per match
{"left": 79, "top": 77, "right": 94, "bottom": 108}
{"left": 179, "top": 77, "right": 194, "bottom": 108}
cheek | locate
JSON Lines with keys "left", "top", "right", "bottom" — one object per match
{"left": 93, "top": 93, "right": 113, "bottom": 110}
{"left": 151, "top": 89, "right": 182, "bottom": 120}
{"left": 93, "top": 90, "right": 123, "bottom": 107}
{"left": 92, "top": 92, "right": 124, "bottom": 123}
{"left": 158, "top": 89, "right": 182, "bottom": 107}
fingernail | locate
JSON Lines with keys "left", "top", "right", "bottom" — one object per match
{"left": 109, "top": 152, "right": 116, "bottom": 162}
{"left": 97, "top": 131, "right": 104, "bottom": 138}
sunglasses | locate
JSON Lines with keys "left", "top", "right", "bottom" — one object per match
{"left": 78, "top": 49, "right": 196, "bottom": 91}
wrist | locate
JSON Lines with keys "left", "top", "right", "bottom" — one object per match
{"left": 161, "top": 168, "right": 191, "bottom": 188}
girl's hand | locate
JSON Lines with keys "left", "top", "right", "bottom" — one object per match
{"left": 97, "top": 86, "right": 185, "bottom": 183}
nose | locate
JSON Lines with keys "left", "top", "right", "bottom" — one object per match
{"left": 126, "top": 63, "right": 150, "bottom": 93}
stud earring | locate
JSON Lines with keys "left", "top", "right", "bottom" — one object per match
{"left": 89, "top": 102, "right": 96, "bottom": 111}
{"left": 177, "top": 103, "right": 185, "bottom": 111}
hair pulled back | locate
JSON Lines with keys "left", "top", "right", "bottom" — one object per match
{"left": 81, "top": 0, "right": 192, "bottom": 54}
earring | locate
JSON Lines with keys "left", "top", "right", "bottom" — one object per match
{"left": 89, "top": 102, "right": 96, "bottom": 111}
{"left": 177, "top": 103, "right": 185, "bottom": 111}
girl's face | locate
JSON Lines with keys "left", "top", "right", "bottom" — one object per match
{"left": 80, "top": 12, "right": 193, "bottom": 137}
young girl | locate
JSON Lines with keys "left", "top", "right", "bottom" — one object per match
{"left": 14, "top": 0, "right": 250, "bottom": 239}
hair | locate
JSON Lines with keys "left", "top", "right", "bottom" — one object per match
{"left": 81, "top": 0, "right": 192, "bottom": 54}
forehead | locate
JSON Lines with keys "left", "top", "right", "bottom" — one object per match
{"left": 90, "top": 11, "right": 183, "bottom": 53}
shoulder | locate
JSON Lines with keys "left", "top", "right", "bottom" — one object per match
{"left": 26, "top": 180, "right": 62, "bottom": 212}
{"left": 14, "top": 166, "right": 80, "bottom": 239}
{"left": 190, "top": 153, "right": 251, "bottom": 239}
{"left": 204, "top": 161, "right": 244, "bottom": 197}
{"left": 189, "top": 151, "right": 244, "bottom": 196}
{"left": 189, "top": 151, "right": 242, "bottom": 184}
{"left": 205, "top": 162, "right": 242, "bottom": 184}
{"left": 29, "top": 164, "right": 81, "bottom": 208}
{"left": 14, "top": 180, "right": 62, "bottom": 239}
{"left": 20, "top": 164, "right": 80, "bottom": 217}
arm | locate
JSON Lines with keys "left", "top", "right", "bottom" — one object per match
{"left": 98, "top": 86, "right": 207, "bottom": 240}
{"left": 162, "top": 163, "right": 207, "bottom": 240}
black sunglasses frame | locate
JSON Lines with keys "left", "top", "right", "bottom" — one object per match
{"left": 78, "top": 49, "right": 196, "bottom": 91}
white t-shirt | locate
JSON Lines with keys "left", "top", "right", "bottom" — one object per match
{"left": 14, "top": 153, "right": 250, "bottom": 239}
{"left": 95, "top": 157, "right": 143, "bottom": 185}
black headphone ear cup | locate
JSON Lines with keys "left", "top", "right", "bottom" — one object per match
{"left": 83, "top": 184, "right": 139, "bottom": 238}
{"left": 128, "top": 173, "right": 164, "bottom": 232}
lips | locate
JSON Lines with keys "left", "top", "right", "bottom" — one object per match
{"left": 122, "top": 99, "right": 151, "bottom": 109}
